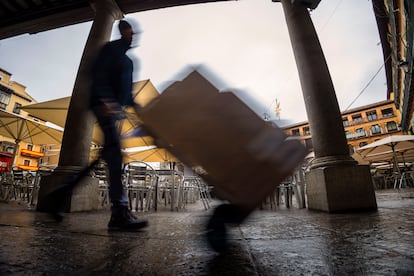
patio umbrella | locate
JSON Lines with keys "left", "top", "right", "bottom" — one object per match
{"left": 124, "top": 146, "right": 179, "bottom": 163}
{"left": 355, "top": 148, "right": 414, "bottom": 169}
{"left": 20, "top": 96, "right": 69, "bottom": 128}
{"left": 350, "top": 152, "right": 370, "bottom": 165}
{"left": 356, "top": 135, "right": 414, "bottom": 172}
{"left": 0, "top": 109, "right": 63, "bottom": 166}
{"left": 22, "top": 79, "right": 158, "bottom": 148}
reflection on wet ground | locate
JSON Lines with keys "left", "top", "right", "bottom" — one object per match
{"left": 1, "top": 189, "right": 413, "bottom": 275}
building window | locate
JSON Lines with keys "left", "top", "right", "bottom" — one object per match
{"left": 370, "top": 124, "right": 382, "bottom": 135}
{"left": 366, "top": 110, "right": 377, "bottom": 121}
{"left": 381, "top": 108, "right": 394, "bottom": 118}
{"left": 24, "top": 160, "right": 30, "bottom": 166}
{"left": 303, "top": 126, "right": 311, "bottom": 135}
{"left": 345, "top": 130, "right": 352, "bottom": 139}
{"left": 27, "top": 144, "right": 33, "bottom": 151}
{"left": 6, "top": 146, "right": 14, "bottom": 154}
{"left": 292, "top": 129, "right": 300, "bottom": 136}
{"left": 355, "top": 128, "right": 366, "bottom": 137}
{"left": 13, "top": 102, "right": 22, "bottom": 114}
{"left": 352, "top": 114, "right": 363, "bottom": 124}
{"left": 359, "top": 142, "right": 368, "bottom": 147}
{"left": 342, "top": 117, "right": 349, "bottom": 127}
{"left": 386, "top": 121, "right": 398, "bottom": 132}
{"left": 0, "top": 90, "right": 11, "bottom": 110}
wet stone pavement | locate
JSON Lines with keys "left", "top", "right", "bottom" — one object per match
{"left": 0, "top": 189, "right": 413, "bottom": 275}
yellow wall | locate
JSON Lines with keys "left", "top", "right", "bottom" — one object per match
{"left": 282, "top": 100, "right": 403, "bottom": 152}
{"left": 15, "top": 143, "right": 43, "bottom": 170}
{"left": 0, "top": 68, "right": 44, "bottom": 170}
{"left": 342, "top": 101, "right": 402, "bottom": 148}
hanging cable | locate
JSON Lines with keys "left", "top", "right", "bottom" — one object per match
{"left": 318, "top": 0, "right": 343, "bottom": 33}
{"left": 344, "top": 54, "right": 391, "bottom": 111}
{"left": 265, "top": 0, "right": 344, "bottom": 118}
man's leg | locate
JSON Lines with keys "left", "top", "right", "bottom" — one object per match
{"left": 94, "top": 110, "right": 148, "bottom": 230}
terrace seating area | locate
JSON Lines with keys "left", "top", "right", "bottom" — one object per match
{"left": 0, "top": 168, "right": 52, "bottom": 206}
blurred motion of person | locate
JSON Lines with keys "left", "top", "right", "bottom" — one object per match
{"left": 90, "top": 19, "right": 147, "bottom": 231}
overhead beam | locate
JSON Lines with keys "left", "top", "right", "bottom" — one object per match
{"left": 0, "top": 0, "right": 231, "bottom": 40}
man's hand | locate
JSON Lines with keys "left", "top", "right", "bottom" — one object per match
{"left": 96, "top": 98, "right": 123, "bottom": 117}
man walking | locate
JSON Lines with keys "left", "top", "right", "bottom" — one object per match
{"left": 90, "top": 19, "right": 148, "bottom": 231}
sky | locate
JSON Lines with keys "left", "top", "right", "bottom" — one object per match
{"left": 0, "top": 0, "right": 386, "bottom": 126}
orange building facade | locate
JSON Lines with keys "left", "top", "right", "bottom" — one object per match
{"left": 282, "top": 99, "right": 402, "bottom": 153}
{"left": 0, "top": 68, "right": 46, "bottom": 171}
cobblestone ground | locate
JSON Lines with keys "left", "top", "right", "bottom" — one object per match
{"left": 0, "top": 189, "right": 413, "bottom": 275}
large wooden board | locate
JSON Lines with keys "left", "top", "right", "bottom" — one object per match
{"left": 139, "top": 71, "right": 306, "bottom": 212}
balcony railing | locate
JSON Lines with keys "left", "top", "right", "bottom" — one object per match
{"left": 346, "top": 131, "right": 367, "bottom": 140}
{"left": 20, "top": 149, "right": 44, "bottom": 159}
{"left": 344, "top": 114, "right": 396, "bottom": 127}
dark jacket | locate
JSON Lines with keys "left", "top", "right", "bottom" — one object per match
{"left": 90, "top": 39, "right": 135, "bottom": 108}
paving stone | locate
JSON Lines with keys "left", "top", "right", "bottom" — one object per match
{"left": 0, "top": 189, "right": 413, "bottom": 275}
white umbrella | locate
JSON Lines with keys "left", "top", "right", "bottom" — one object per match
{"left": 20, "top": 96, "right": 69, "bottom": 128}
{"left": 0, "top": 109, "right": 63, "bottom": 166}
{"left": 356, "top": 148, "right": 414, "bottom": 163}
{"left": 356, "top": 135, "right": 414, "bottom": 172}
{"left": 124, "top": 146, "right": 178, "bottom": 163}
{"left": 21, "top": 79, "right": 159, "bottom": 148}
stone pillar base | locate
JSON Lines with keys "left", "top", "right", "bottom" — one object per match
{"left": 305, "top": 165, "right": 377, "bottom": 212}
{"left": 36, "top": 172, "right": 100, "bottom": 213}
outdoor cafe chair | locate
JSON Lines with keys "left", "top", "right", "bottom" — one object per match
{"left": 262, "top": 166, "right": 307, "bottom": 210}
{"left": 0, "top": 172, "right": 13, "bottom": 201}
{"left": 397, "top": 170, "right": 414, "bottom": 189}
{"left": 278, "top": 179, "right": 294, "bottom": 208}
{"left": 125, "top": 161, "right": 158, "bottom": 212}
{"left": 11, "top": 169, "right": 32, "bottom": 202}
{"left": 28, "top": 169, "right": 52, "bottom": 207}
{"left": 91, "top": 161, "right": 110, "bottom": 208}
{"left": 387, "top": 172, "right": 402, "bottom": 189}
{"left": 181, "top": 176, "right": 211, "bottom": 210}
{"left": 156, "top": 169, "right": 184, "bottom": 211}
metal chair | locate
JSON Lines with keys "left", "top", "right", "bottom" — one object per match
{"left": 91, "top": 161, "right": 110, "bottom": 208}
{"left": 397, "top": 171, "right": 414, "bottom": 189}
{"left": 156, "top": 169, "right": 184, "bottom": 211}
{"left": 0, "top": 172, "right": 13, "bottom": 201}
{"left": 11, "top": 169, "right": 30, "bottom": 202}
{"left": 29, "top": 169, "right": 52, "bottom": 206}
{"left": 125, "top": 161, "right": 158, "bottom": 212}
{"left": 181, "top": 176, "right": 211, "bottom": 210}
{"left": 262, "top": 166, "right": 307, "bottom": 210}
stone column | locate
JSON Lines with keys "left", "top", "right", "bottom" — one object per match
{"left": 37, "top": 0, "right": 123, "bottom": 212}
{"left": 280, "top": 0, "right": 377, "bottom": 212}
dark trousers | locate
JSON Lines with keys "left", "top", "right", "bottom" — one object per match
{"left": 92, "top": 107, "right": 128, "bottom": 208}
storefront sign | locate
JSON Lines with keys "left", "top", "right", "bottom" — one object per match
{"left": 0, "top": 156, "right": 12, "bottom": 172}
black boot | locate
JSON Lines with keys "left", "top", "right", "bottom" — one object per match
{"left": 108, "top": 206, "right": 148, "bottom": 231}
{"left": 206, "top": 204, "right": 249, "bottom": 253}
{"left": 45, "top": 184, "right": 72, "bottom": 222}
